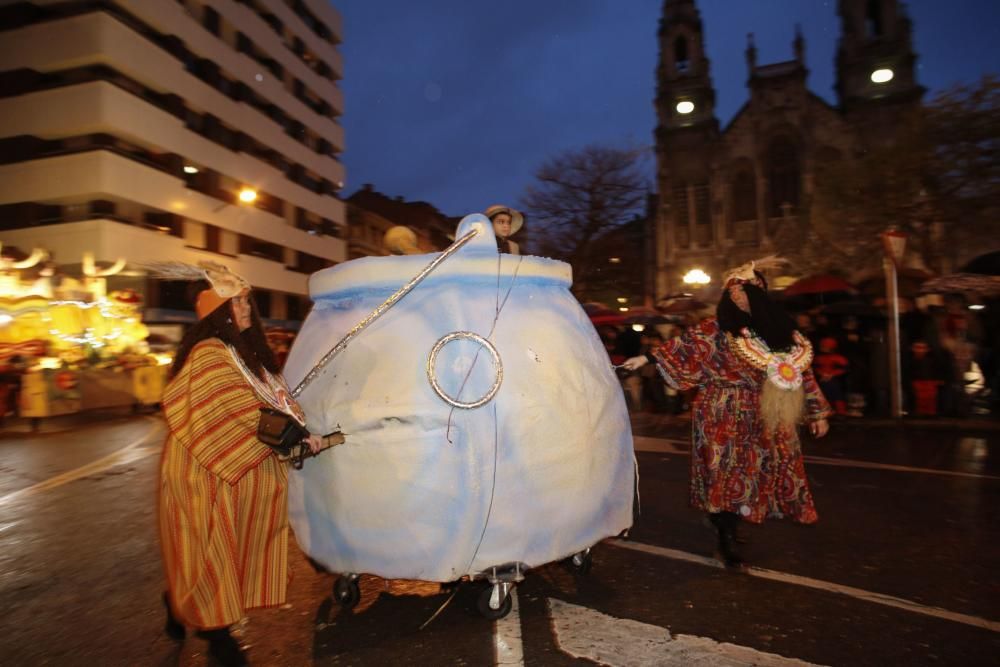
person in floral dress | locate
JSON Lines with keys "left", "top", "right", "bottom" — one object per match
{"left": 624, "top": 259, "right": 831, "bottom": 567}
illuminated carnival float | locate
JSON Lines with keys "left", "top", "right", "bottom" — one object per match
{"left": 0, "top": 245, "right": 166, "bottom": 419}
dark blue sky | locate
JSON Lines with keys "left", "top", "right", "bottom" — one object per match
{"left": 335, "top": 0, "right": 1000, "bottom": 218}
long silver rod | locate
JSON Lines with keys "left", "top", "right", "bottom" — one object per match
{"left": 292, "top": 227, "right": 481, "bottom": 397}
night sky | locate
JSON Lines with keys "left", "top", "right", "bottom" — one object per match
{"left": 334, "top": 0, "right": 1000, "bottom": 219}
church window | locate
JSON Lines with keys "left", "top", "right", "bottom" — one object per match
{"left": 672, "top": 184, "right": 690, "bottom": 247}
{"left": 731, "top": 171, "right": 756, "bottom": 222}
{"left": 674, "top": 36, "right": 690, "bottom": 73}
{"left": 865, "top": 0, "right": 884, "bottom": 38}
{"left": 694, "top": 183, "right": 712, "bottom": 245}
{"left": 766, "top": 137, "right": 800, "bottom": 217}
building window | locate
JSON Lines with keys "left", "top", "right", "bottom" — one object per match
{"left": 865, "top": 0, "right": 884, "bottom": 38}
{"left": 674, "top": 36, "right": 689, "bottom": 73}
{"left": 766, "top": 137, "right": 800, "bottom": 216}
{"left": 731, "top": 170, "right": 756, "bottom": 222}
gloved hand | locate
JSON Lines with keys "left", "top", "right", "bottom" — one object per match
{"left": 622, "top": 355, "right": 649, "bottom": 371}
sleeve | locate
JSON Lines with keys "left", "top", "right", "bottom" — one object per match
{"left": 802, "top": 367, "right": 833, "bottom": 422}
{"left": 162, "top": 341, "right": 274, "bottom": 484}
{"left": 648, "top": 323, "right": 713, "bottom": 391}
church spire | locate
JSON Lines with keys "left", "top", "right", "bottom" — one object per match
{"left": 655, "top": 0, "right": 717, "bottom": 132}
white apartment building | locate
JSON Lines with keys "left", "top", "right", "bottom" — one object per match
{"left": 0, "top": 0, "right": 346, "bottom": 324}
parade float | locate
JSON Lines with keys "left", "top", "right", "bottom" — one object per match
{"left": 283, "top": 215, "right": 636, "bottom": 619}
{"left": 0, "top": 245, "right": 168, "bottom": 420}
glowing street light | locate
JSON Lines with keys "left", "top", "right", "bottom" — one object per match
{"left": 616, "top": 297, "right": 628, "bottom": 304}
{"left": 238, "top": 187, "right": 258, "bottom": 203}
{"left": 183, "top": 165, "right": 199, "bottom": 174}
{"left": 676, "top": 100, "right": 695, "bottom": 114}
{"left": 682, "top": 268, "right": 711, "bottom": 285}
{"left": 870, "top": 68, "right": 894, "bottom": 84}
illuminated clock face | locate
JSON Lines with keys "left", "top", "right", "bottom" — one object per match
{"left": 676, "top": 100, "right": 695, "bottom": 114}
{"left": 870, "top": 68, "right": 894, "bottom": 84}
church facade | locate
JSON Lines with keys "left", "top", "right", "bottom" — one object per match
{"left": 651, "top": 0, "right": 924, "bottom": 299}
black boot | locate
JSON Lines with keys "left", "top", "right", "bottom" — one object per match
{"left": 708, "top": 512, "right": 745, "bottom": 569}
{"left": 197, "top": 627, "right": 248, "bottom": 666}
{"left": 162, "top": 592, "right": 186, "bottom": 641}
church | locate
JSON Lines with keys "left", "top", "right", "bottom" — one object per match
{"left": 651, "top": 0, "right": 924, "bottom": 299}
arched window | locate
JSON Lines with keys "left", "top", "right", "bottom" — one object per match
{"left": 865, "top": 0, "right": 884, "bottom": 38}
{"left": 766, "top": 137, "right": 800, "bottom": 216}
{"left": 731, "top": 170, "right": 757, "bottom": 221}
{"left": 674, "top": 36, "right": 689, "bottom": 73}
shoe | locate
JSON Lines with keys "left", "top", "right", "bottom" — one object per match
{"left": 198, "top": 628, "right": 248, "bottom": 666}
{"left": 162, "top": 592, "right": 186, "bottom": 641}
{"left": 709, "top": 512, "right": 745, "bottom": 569}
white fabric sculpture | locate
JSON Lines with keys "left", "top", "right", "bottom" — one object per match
{"left": 284, "top": 215, "right": 635, "bottom": 582}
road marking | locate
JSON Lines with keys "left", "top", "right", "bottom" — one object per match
{"left": 494, "top": 588, "right": 524, "bottom": 666}
{"left": 0, "top": 418, "right": 163, "bottom": 506}
{"left": 548, "top": 597, "right": 822, "bottom": 666}
{"left": 611, "top": 539, "right": 1000, "bottom": 633}
{"left": 632, "top": 435, "right": 1000, "bottom": 480}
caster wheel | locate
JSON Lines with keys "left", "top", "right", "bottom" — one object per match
{"left": 333, "top": 576, "right": 360, "bottom": 609}
{"left": 477, "top": 584, "right": 513, "bottom": 620}
{"left": 566, "top": 549, "right": 592, "bottom": 575}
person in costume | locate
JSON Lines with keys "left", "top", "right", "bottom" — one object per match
{"left": 155, "top": 262, "right": 321, "bottom": 666}
{"left": 623, "top": 258, "right": 831, "bottom": 568}
{"left": 485, "top": 204, "right": 523, "bottom": 255}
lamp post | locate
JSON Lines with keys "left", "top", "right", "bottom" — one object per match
{"left": 882, "top": 228, "right": 907, "bottom": 419}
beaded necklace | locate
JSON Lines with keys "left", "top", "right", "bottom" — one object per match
{"left": 728, "top": 329, "right": 813, "bottom": 391}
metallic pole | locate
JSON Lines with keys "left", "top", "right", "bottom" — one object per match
{"left": 884, "top": 256, "right": 904, "bottom": 418}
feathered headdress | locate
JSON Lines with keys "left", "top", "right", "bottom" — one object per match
{"left": 142, "top": 261, "right": 250, "bottom": 319}
{"left": 722, "top": 255, "right": 788, "bottom": 288}
{"left": 142, "top": 260, "right": 250, "bottom": 298}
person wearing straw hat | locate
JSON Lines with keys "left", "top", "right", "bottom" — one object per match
{"left": 484, "top": 204, "right": 523, "bottom": 255}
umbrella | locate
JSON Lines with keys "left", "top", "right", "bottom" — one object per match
{"left": 920, "top": 273, "right": 1000, "bottom": 298}
{"left": 622, "top": 306, "right": 682, "bottom": 326}
{"left": 854, "top": 266, "right": 934, "bottom": 298}
{"left": 783, "top": 274, "right": 856, "bottom": 297}
{"left": 960, "top": 251, "right": 1000, "bottom": 276}
{"left": 656, "top": 295, "right": 709, "bottom": 314}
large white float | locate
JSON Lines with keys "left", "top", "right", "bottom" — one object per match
{"left": 283, "top": 215, "right": 634, "bottom": 614}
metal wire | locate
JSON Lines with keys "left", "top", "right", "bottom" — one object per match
{"left": 291, "top": 227, "right": 481, "bottom": 397}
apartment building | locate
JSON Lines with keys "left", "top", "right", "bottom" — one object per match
{"left": 0, "top": 0, "right": 347, "bottom": 324}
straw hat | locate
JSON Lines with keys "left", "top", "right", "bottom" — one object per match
{"left": 483, "top": 204, "right": 523, "bottom": 236}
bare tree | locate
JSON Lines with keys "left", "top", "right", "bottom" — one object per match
{"left": 521, "top": 145, "right": 650, "bottom": 299}
{"left": 807, "top": 75, "right": 1000, "bottom": 273}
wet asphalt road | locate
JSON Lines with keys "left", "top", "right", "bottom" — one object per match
{"left": 0, "top": 412, "right": 997, "bottom": 666}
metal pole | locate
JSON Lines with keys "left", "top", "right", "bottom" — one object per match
{"left": 884, "top": 256, "right": 904, "bottom": 418}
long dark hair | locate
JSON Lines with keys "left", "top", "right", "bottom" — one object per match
{"left": 717, "top": 276, "right": 796, "bottom": 352}
{"left": 170, "top": 280, "right": 278, "bottom": 379}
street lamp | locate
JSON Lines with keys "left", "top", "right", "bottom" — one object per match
{"left": 881, "top": 228, "right": 907, "bottom": 419}
{"left": 238, "top": 187, "right": 258, "bottom": 204}
{"left": 682, "top": 268, "right": 711, "bottom": 285}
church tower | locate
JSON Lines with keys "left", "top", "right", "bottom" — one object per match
{"left": 835, "top": 0, "right": 924, "bottom": 138}
{"left": 653, "top": 0, "right": 720, "bottom": 299}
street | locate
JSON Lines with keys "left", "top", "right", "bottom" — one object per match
{"left": 1, "top": 412, "right": 997, "bottom": 666}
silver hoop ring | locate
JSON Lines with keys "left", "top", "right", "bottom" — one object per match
{"left": 427, "top": 331, "right": 503, "bottom": 409}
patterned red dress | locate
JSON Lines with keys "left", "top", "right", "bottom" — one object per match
{"left": 650, "top": 319, "right": 831, "bottom": 524}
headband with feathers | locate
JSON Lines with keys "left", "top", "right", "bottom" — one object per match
{"left": 142, "top": 260, "right": 250, "bottom": 298}
{"left": 722, "top": 255, "right": 788, "bottom": 288}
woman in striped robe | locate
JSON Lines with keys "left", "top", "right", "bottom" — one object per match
{"left": 158, "top": 271, "right": 320, "bottom": 666}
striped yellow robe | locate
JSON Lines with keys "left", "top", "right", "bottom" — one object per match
{"left": 159, "top": 339, "right": 288, "bottom": 629}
